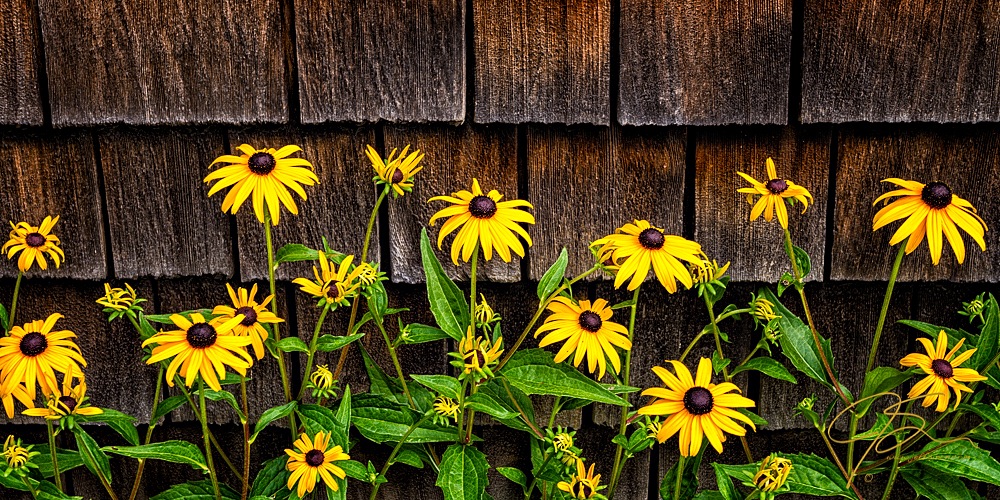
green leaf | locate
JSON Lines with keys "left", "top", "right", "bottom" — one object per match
{"left": 411, "top": 374, "right": 462, "bottom": 400}
{"left": 537, "top": 248, "right": 568, "bottom": 300}
{"left": 359, "top": 344, "right": 406, "bottom": 405}
{"left": 0, "top": 475, "right": 81, "bottom": 499}
{"left": 315, "top": 333, "right": 365, "bottom": 352}
{"left": 204, "top": 389, "right": 246, "bottom": 422}
{"left": 352, "top": 394, "right": 458, "bottom": 443}
{"left": 464, "top": 378, "right": 535, "bottom": 432}
{"left": 82, "top": 408, "right": 140, "bottom": 445}
{"left": 276, "top": 337, "right": 310, "bottom": 353}
{"left": 793, "top": 245, "right": 811, "bottom": 277}
{"left": 913, "top": 439, "right": 1000, "bottom": 486}
{"left": 340, "top": 459, "right": 369, "bottom": 481}
{"left": 394, "top": 447, "right": 425, "bottom": 468}
{"left": 857, "top": 367, "right": 912, "bottom": 416}
{"left": 73, "top": 427, "right": 113, "bottom": 483}
{"left": 420, "top": 228, "right": 469, "bottom": 341}
{"left": 151, "top": 480, "right": 239, "bottom": 500}
{"left": 496, "top": 467, "right": 528, "bottom": 492}
{"left": 0, "top": 302, "right": 9, "bottom": 332}
{"left": 731, "top": 357, "right": 797, "bottom": 383}
{"left": 500, "top": 349, "right": 627, "bottom": 406}
{"left": 336, "top": 386, "right": 352, "bottom": 443}
{"left": 249, "top": 456, "right": 292, "bottom": 499}
{"left": 898, "top": 320, "right": 970, "bottom": 341}
{"left": 34, "top": 445, "right": 85, "bottom": 478}
{"left": 103, "top": 440, "right": 208, "bottom": 471}
{"left": 737, "top": 408, "right": 768, "bottom": 428}
{"left": 717, "top": 453, "right": 856, "bottom": 499}
{"left": 659, "top": 448, "right": 702, "bottom": 500}
{"left": 901, "top": 463, "right": 972, "bottom": 500}
{"left": 401, "top": 323, "right": 452, "bottom": 344}
{"left": 711, "top": 463, "right": 740, "bottom": 500}
{"left": 297, "top": 404, "right": 349, "bottom": 446}
{"left": 151, "top": 394, "right": 188, "bottom": 423}
{"left": 275, "top": 243, "right": 319, "bottom": 265}
{"left": 250, "top": 401, "right": 297, "bottom": 444}
{"left": 436, "top": 444, "right": 489, "bottom": 500}
{"left": 692, "top": 492, "right": 726, "bottom": 500}
{"left": 974, "top": 295, "right": 999, "bottom": 372}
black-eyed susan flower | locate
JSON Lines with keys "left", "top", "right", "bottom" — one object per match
{"left": 2, "top": 216, "right": 64, "bottom": 272}
{"left": 638, "top": 358, "right": 757, "bottom": 457}
{"left": 432, "top": 395, "right": 461, "bottom": 425}
{"left": 285, "top": 431, "right": 350, "bottom": 497}
{"left": 23, "top": 364, "right": 101, "bottom": 421}
{"left": 754, "top": 454, "right": 792, "bottom": 494}
{"left": 451, "top": 327, "right": 503, "bottom": 382}
{"left": 2, "top": 435, "right": 38, "bottom": 473}
{"left": 308, "top": 364, "right": 335, "bottom": 399}
{"left": 367, "top": 145, "right": 424, "bottom": 198}
{"left": 750, "top": 294, "right": 778, "bottom": 324}
{"left": 211, "top": 284, "right": 283, "bottom": 360}
{"left": 737, "top": 158, "right": 814, "bottom": 229}
{"left": 873, "top": 179, "right": 988, "bottom": 265}
{"left": 142, "top": 313, "right": 253, "bottom": 392}
{"left": 0, "top": 383, "right": 33, "bottom": 419}
{"left": 534, "top": 297, "right": 631, "bottom": 379}
{"left": 205, "top": 144, "right": 318, "bottom": 226}
{"left": 474, "top": 294, "right": 500, "bottom": 328}
{"left": 690, "top": 257, "right": 730, "bottom": 285}
{"left": 0, "top": 313, "right": 85, "bottom": 400}
{"left": 592, "top": 220, "right": 703, "bottom": 292}
{"left": 429, "top": 178, "right": 534, "bottom": 265}
{"left": 96, "top": 283, "right": 141, "bottom": 313}
{"left": 557, "top": 458, "right": 603, "bottom": 499}
{"left": 900, "top": 330, "right": 986, "bottom": 412}
{"left": 292, "top": 253, "right": 364, "bottom": 309}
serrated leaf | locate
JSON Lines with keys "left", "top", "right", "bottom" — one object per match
{"left": 537, "top": 248, "right": 568, "bottom": 300}
{"left": 359, "top": 344, "right": 406, "bottom": 405}
{"left": 275, "top": 243, "right": 319, "bottom": 265}
{"left": 402, "top": 323, "right": 452, "bottom": 344}
{"left": 914, "top": 439, "right": 1000, "bottom": 486}
{"left": 394, "top": 447, "right": 425, "bottom": 468}
{"left": 73, "top": 427, "right": 113, "bottom": 483}
{"left": 731, "top": 357, "right": 797, "bottom": 383}
{"left": 315, "top": 333, "right": 365, "bottom": 352}
{"left": 464, "top": 379, "right": 534, "bottom": 432}
{"left": 249, "top": 456, "right": 292, "bottom": 499}
{"left": 792, "top": 245, "right": 811, "bottom": 277}
{"left": 711, "top": 463, "right": 740, "bottom": 500}
{"left": 496, "top": 467, "right": 528, "bottom": 492}
{"left": 436, "top": 444, "right": 489, "bottom": 500}
{"left": 500, "top": 349, "right": 627, "bottom": 406}
{"left": 973, "top": 295, "right": 999, "bottom": 372}
{"left": 151, "top": 395, "right": 188, "bottom": 423}
{"left": 103, "top": 440, "right": 208, "bottom": 471}
{"left": 351, "top": 394, "right": 457, "bottom": 444}
{"left": 34, "top": 445, "right": 84, "bottom": 478}
{"left": 420, "top": 228, "right": 469, "bottom": 341}
{"left": 857, "top": 366, "right": 912, "bottom": 416}
{"left": 250, "top": 401, "right": 297, "bottom": 444}
{"left": 901, "top": 463, "right": 972, "bottom": 500}
{"left": 204, "top": 389, "right": 246, "bottom": 422}
{"left": 336, "top": 386, "right": 352, "bottom": 442}
{"left": 411, "top": 374, "right": 462, "bottom": 400}
{"left": 151, "top": 480, "right": 239, "bottom": 500}
{"left": 276, "top": 337, "right": 310, "bottom": 353}
{"left": 297, "top": 404, "right": 349, "bottom": 446}
{"left": 82, "top": 408, "right": 140, "bottom": 445}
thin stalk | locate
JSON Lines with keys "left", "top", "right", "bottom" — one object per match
{"left": 673, "top": 456, "right": 686, "bottom": 500}
{"left": 501, "top": 378, "right": 543, "bottom": 439}
{"left": 240, "top": 376, "right": 250, "bottom": 500}
{"left": 679, "top": 329, "right": 708, "bottom": 363}
{"left": 46, "top": 420, "right": 61, "bottom": 492}
{"left": 703, "top": 293, "right": 754, "bottom": 463}
{"left": 715, "top": 307, "right": 752, "bottom": 323}
{"left": 128, "top": 365, "right": 165, "bottom": 500}
{"left": 176, "top": 377, "right": 242, "bottom": 480}
{"left": 199, "top": 380, "right": 222, "bottom": 500}
{"left": 376, "top": 319, "right": 416, "bottom": 409}
{"left": 263, "top": 212, "right": 296, "bottom": 438}
{"left": 464, "top": 384, "right": 477, "bottom": 444}
{"left": 297, "top": 304, "right": 331, "bottom": 401}
{"left": 816, "top": 426, "right": 863, "bottom": 499}
{"left": 457, "top": 378, "right": 469, "bottom": 443}
{"left": 548, "top": 396, "right": 561, "bottom": 429}
{"left": 525, "top": 453, "right": 553, "bottom": 500}
{"left": 8, "top": 270, "right": 22, "bottom": 332}
{"left": 369, "top": 414, "right": 430, "bottom": 500}
{"left": 469, "top": 244, "right": 479, "bottom": 330}
{"left": 19, "top": 475, "right": 38, "bottom": 499}
{"left": 607, "top": 286, "right": 640, "bottom": 499}
{"left": 880, "top": 419, "right": 907, "bottom": 499}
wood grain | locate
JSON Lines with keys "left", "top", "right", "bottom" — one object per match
{"left": 473, "top": 0, "right": 610, "bottom": 124}
{"left": 0, "top": 0, "right": 43, "bottom": 125}
{"left": 694, "top": 126, "right": 830, "bottom": 282}
{"left": 231, "top": 126, "right": 378, "bottom": 282}
{"left": 801, "top": 0, "right": 1000, "bottom": 123}
{"left": 619, "top": 0, "right": 791, "bottom": 126}
{"left": 99, "top": 127, "right": 233, "bottom": 278}
{"left": 830, "top": 125, "right": 1000, "bottom": 282}
{"left": 0, "top": 129, "right": 106, "bottom": 279}
{"left": 37, "top": 0, "right": 289, "bottom": 126}
{"left": 527, "top": 125, "right": 686, "bottom": 280}
{"left": 294, "top": 0, "right": 465, "bottom": 123}
{"left": 384, "top": 124, "right": 520, "bottom": 284}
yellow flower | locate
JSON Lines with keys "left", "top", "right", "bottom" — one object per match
{"left": 432, "top": 395, "right": 461, "bottom": 424}
{"left": 645, "top": 417, "right": 663, "bottom": 441}
{"left": 142, "top": 313, "right": 253, "bottom": 392}
{"left": 455, "top": 327, "right": 503, "bottom": 381}
{"left": 0, "top": 383, "right": 33, "bottom": 419}
{"left": 23, "top": 364, "right": 101, "bottom": 420}
{"left": 2, "top": 216, "right": 64, "bottom": 272}
{"left": 754, "top": 454, "right": 792, "bottom": 493}
{"left": 873, "top": 179, "right": 987, "bottom": 265}
{"left": 638, "top": 358, "right": 757, "bottom": 457}
{"left": 557, "top": 458, "right": 603, "bottom": 499}
{"left": 211, "top": 284, "right": 283, "bottom": 360}
{"left": 429, "top": 178, "right": 535, "bottom": 264}
{"left": 552, "top": 431, "right": 574, "bottom": 453}
{"left": 535, "top": 297, "right": 631, "bottom": 379}
{"left": 205, "top": 144, "right": 319, "bottom": 225}
{"left": 751, "top": 295, "right": 778, "bottom": 323}
{"left": 285, "top": 431, "right": 350, "bottom": 497}
{"left": 367, "top": 144, "right": 424, "bottom": 197}
{"left": 690, "top": 257, "right": 730, "bottom": 285}
{"left": 475, "top": 294, "right": 499, "bottom": 327}
{"left": 310, "top": 365, "right": 334, "bottom": 391}
{"left": 737, "top": 158, "right": 814, "bottom": 229}
{"left": 96, "top": 283, "right": 139, "bottom": 312}
{"left": 0, "top": 313, "right": 85, "bottom": 400}
{"left": 292, "top": 253, "right": 365, "bottom": 308}
{"left": 900, "top": 330, "right": 986, "bottom": 412}
{"left": 592, "top": 220, "right": 703, "bottom": 292}
{"left": 3, "top": 435, "right": 36, "bottom": 471}
{"left": 356, "top": 262, "right": 380, "bottom": 287}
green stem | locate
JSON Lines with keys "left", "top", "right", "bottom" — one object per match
{"left": 738, "top": 345, "right": 762, "bottom": 368}
{"left": 19, "top": 475, "right": 38, "bottom": 499}
{"left": 376, "top": 318, "right": 415, "bottom": 409}
{"left": 46, "top": 420, "right": 61, "bottom": 492}
{"left": 679, "top": 329, "right": 708, "bottom": 363}
{"left": 176, "top": 377, "right": 242, "bottom": 480}
{"left": 525, "top": 453, "right": 554, "bottom": 500}
{"left": 199, "top": 380, "right": 222, "bottom": 500}
{"left": 75, "top": 428, "right": 119, "bottom": 500}
{"left": 703, "top": 293, "right": 753, "bottom": 463}
{"left": 673, "top": 456, "right": 685, "bottom": 500}
{"left": 128, "top": 365, "right": 165, "bottom": 500}
{"left": 501, "top": 378, "right": 544, "bottom": 439}
{"left": 469, "top": 244, "right": 479, "bottom": 330}
{"left": 464, "top": 384, "right": 477, "bottom": 444}
{"left": 369, "top": 414, "right": 430, "bottom": 500}
{"left": 240, "top": 376, "right": 250, "bottom": 500}
{"left": 607, "top": 286, "right": 640, "bottom": 500}
{"left": 457, "top": 378, "right": 468, "bottom": 443}
{"left": 297, "top": 304, "right": 330, "bottom": 401}
{"left": 8, "top": 270, "right": 22, "bottom": 332}
{"left": 263, "top": 212, "right": 296, "bottom": 438}
{"left": 715, "top": 307, "right": 752, "bottom": 323}
{"left": 548, "top": 397, "right": 560, "bottom": 430}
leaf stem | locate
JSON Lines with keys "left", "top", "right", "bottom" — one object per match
{"left": 199, "top": 379, "right": 222, "bottom": 500}
{"left": 607, "top": 286, "right": 640, "bottom": 499}
{"left": 369, "top": 414, "right": 430, "bottom": 500}
{"left": 703, "top": 293, "right": 753, "bottom": 463}
{"left": 263, "top": 212, "right": 296, "bottom": 438}
{"left": 297, "top": 304, "right": 330, "bottom": 401}
{"left": 19, "top": 475, "right": 38, "bottom": 499}
{"left": 128, "top": 365, "right": 165, "bottom": 500}
{"left": 240, "top": 376, "right": 250, "bottom": 500}
{"left": 376, "top": 318, "right": 416, "bottom": 410}
{"left": 525, "top": 453, "right": 554, "bottom": 500}
{"left": 673, "top": 456, "right": 685, "bottom": 500}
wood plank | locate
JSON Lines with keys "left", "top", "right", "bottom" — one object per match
{"left": 0, "top": 0, "right": 43, "bottom": 125}
{"left": 801, "top": 0, "right": 1000, "bottom": 123}
{"left": 295, "top": 0, "right": 465, "bottom": 123}
{"left": 619, "top": 0, "right": 791, "bottom": 126}
{"left": 231, "top": 126, "right": 378, "bottom": 282}
{"left": 830, "top": 125, "right": 1000, "bottom": 282}
{"left": 384, "top": 124, "right": 519, "bottom": 284}
{"left": 37, "top": 0, "right": 288, "bottom": 126}
{"left": 527, "top": 125, "right": 686, "bottom": 280}
{"left": 694, "top": 126, "right": 830, "bottom": 282}
{"left": 473, "top": 0, "right": 610, "bottom": 125}
{"left": 0, "top": 130, "right": 106, "bottom": 279}
{"left": 481, "top": 426, "right": 532, "bottom": 500}
{"left": 99, "top": 127, "right": 233, "bottom": 278}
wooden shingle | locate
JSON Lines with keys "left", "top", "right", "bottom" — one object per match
{"left": 619, "top": 0, "right": 791, "bottom": 126}
{"left": 37, "top": 0, "right": 289, "bottom": 126}
{"left": 473, "top": 0, "right": 610, "bottom": 125}
{"left": 0, "top": 0, "right": 43, "bottom": 125}
{"left": 100, "top": 127, "right": 233, "bottom": 278}
{"left": 801, "top": 0, "right": 1000, "bottom": 123}
{"left": 295, "top": 0, "right": 465, "bottom": 124}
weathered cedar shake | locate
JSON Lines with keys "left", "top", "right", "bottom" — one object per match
{"left": 694, "top": 126, "right": 830, "bottom": 282}
{"left": 481, "top": 426, "right": 532, "bottom": 499}
{"left": 527, "top": 125, "right": 686, "bottom": 280}
{"left": 619, "top": 0, "right": 791, "bottom": 126}
{"left": 231, "top": 126, "right": 378, "bottom": 282}
{"left": 384, "top": 124, "right": 519, "bottom": 284}
{"left": 830, "top": 125, "right": 1000, "bottom": 282}
{"left": 99, "top": 127, "right": 233, "bottom": 278}
{"left": 0, "top": 130, "right": 106, "bottom": 279}
{"left": 801, "top": 0, "right": 1000, "bottom": 123}
{"left": 295, "top": 0, "right": 465, "bottom": 123}
{"left": 0, "top": 0, "right": 43, "bottom": 125}
{"left": 37, "top": 0, "right": 289, "bottom": 126}
{"left": 473, "top": 0, "right": 611, "bottom": 124}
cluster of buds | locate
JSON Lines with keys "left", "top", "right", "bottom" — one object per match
{"left": 545, "top": 427, "right": 584, "bottom": 468}
{"left": 305, "top": 365, "right": 338, "bottom": 400}
{"left": 450, "top": 327, "right": 503, "bottom": 384}
{"left": 750, "top": 294, "right": 781, "bottom": 342}
{"left": 753, "top": 454, "right": 793, "bottom": 497}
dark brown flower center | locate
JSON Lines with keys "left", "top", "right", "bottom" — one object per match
{"left": 931, "top": 358, "right": 954, "bottom": 379}
{"left": 578, "top": 311, "right": 603, "bottom": 332}
{"left": 391, "top": 169, "right": 405, "bottom": 184}
{"left": 638, "top": 228, "right": 665, "bottom": 249}
{"left": 683, "top": 387, "right": 714, "bottom": 415}
{"left": 574, "top": 482, "right": 593, "bottom": 498}
{"left": 186, "top": 323, "right": 217, "bottom": 348}
{"left": 19, "top": 332, "right": 47, "bottom": 356}
{"left": 474, "top": 348, "right": 487, "bottom": 367}
{"left": 305, "top": 449, "right": 325, "bottom": 467}
{"left": 765, "top": 178, "right": 788, "bottom": 194}
{"left": 59, "top": 396, "right": 78, "bottom": 412}
{"left": 325, "top": 281, "right": 342, "bottom": 301}
{"left": 25, "top": 232, "right": 45, "bottom": 247}
{"left": 921, "top": 182, "right": 953, "bottom": 209}
{"left": 469, "top": 196, "right": 497, "bottom": 219}
{"left": 248, "top": 152, "right": 276, "bottom": 175}
{"left": 234, "top": 306, "right": 257, "bottom": 326}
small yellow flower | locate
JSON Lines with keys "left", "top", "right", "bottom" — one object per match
{"left": 900, "top": 330, "right": 986, "bottom": 412}
{"left": 751, "top": 295, "right": 778, "bottom": 323}
{"left": 367, "top": 144, "right": 424, "bottom": 198}
{"left": 3, "top": 435, "right": 36, "bottom": 471}
{"left": 23, "top": 364, "right": 102, "bottom": 421}
{"left": 754, "top": 454, "right": 792, "bottom": 493}
{"left": 690, "top": 257, "right": 729, "bottom": 285}
{"left": 429, "top": 178, "right": 535, "bottom": 264}
{"left": 592, "top": 220, "right": 703, "bottom": 292}
{"left": 645, "top": 417, "right": 663, "bottom": 441}
{"left": 310, "top": 365, "right": 334, "bottom": 392}
{"left": 211, "top": 284, "right": 283, "bottom": 360}
{"left": 557, "top": 458, "right": 603, "bottom": 499}
{"left": 737, "top": 158, "right": 814, "bottom": 229}
{"left": 552, "top": 432, "right": 574, "bottom": 453}
{"left": 356, "top": 262, "right": 380, "bottom": 287}
{"left": 453, "top": 327, "right": 503, "bottom": 382}
{"left": 96, "top": 283, "right": 139, "bottom": 312}
{"left": 475, "top": 294, "right": 499, "bottom": 327}
{"left": 292, "top": 253, "right": 365, "bottom": 308}
{"left": 2, "top": 216, "right": 64, "bottom": 272}
{"left": 432, "top": 395, "right": 461, "bottom": 425}
{"left": 285, "top": 431, "right": 350, "bottom": 497}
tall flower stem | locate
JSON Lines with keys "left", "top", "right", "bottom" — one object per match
{"left": 263, "top": 212, "right": 296, "bottom": 438}
{"left": 369, "top": 414, "right": 430, "bottom": 500}
{"left": 673, "top": 456, "right": 686, "bottom": 500}
{"left": 296, "top": 304, "right": 330, "bottom": 401}
{"left": 199, "top": 380, "right": 222, "bottom": 500}
{"left": 128, "top": 365, "right": 165, "bottom": 500}
{"left": 524, "top": 453, "right": 553, "bottom": 500}
{"left": 240, "top": 376, "right": 250, "bottom": 500}
{"left": 46, "top": 420, "right": 61, "bottom": 492}
{"left": 8, "top": 270, "right": 22, "bottom": 331}
{"left": 703, "top": 293, "right": 754, "bottom": 463}
{"left": 469, "top": 245, "right": 479, "bottom": 329}
{"left": 19, "top": 475, "right": 38, "bottom": 499}
{"left": 607, "top": 286, "right": 640, "bottom": 499}
{"left": 376, "top": 318, "right": 415, "bottom": 409}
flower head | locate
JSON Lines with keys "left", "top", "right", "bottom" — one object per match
{"left": 211, "top": 284, "right": 283, "bottom": 360}
{"left": 959, "top": 293, "right": 987, "bottom": 324}
{"left": 475, "top": 294, "right": 500, "bottom": 328}
{"left": 96, "top": 283, "right": 142, "bottom": 315}
{"left": 432, "top": 395, "right": 461, "bottom": 426}
{"left": 3, "top": 436, "right": 38, "bottom": 473}
{"left": 0, "top": 313, "right": 85, "bottom": 400}
{"left": 557, "top": 458, "right": 604, "bottom": 499}
{"left": 644, "top": 417, "right": 663, "bottom": 441}
{"left": 368, "top": 145, "right": 424, "bottom": 198}
{"left": 737, "top": 158, "right": 814, "bottom": 229}
{"left": 3, "top": 216, "right": 64, "bottom": 272}
{"left": 429, "top": 178, "right": 535, "bottom": 264}
{"left": 285, "top": 431, "right": 350, "bottom": 497}
{"left": 23, "top": 364, "right": 101, "bottom": 421}
{"left": 205, "top": 144, "right": 318, "bottom": 225}
{"left": 900, "top": 330, "right": 986, "bottom": 412}
{"left": 690, "top": 257, "right": 730, "bottom": 285}
{"left": 142, "top": 313, "right": 253, "bottom": 392}
{"left": 534, "top": 297, "right": 631, "bottom": 380}
{"left": 591, "top": 220, "right": 703, "bottom": 292}
{"left": 754, "top": 454, "right": 792, "bottom": 494}
{"left": 452, "top": 327, "right": 503, "bottom": 382}
{"left": 309, "top": 365, "right": 335, "bottom": 399}
{"left": 292, "top": 253, "right": 365, "bottom": 309}
{"left": 356, "top": 262, "right": 382, "bottom": 288}
{"left": 750, "top": 295, "right": 778, "bottom": 324}
{"left": 638, "top": 358, "right": 757, "bottom": 456}
{"left": 873, "top": 179, "right": 987, "bottom": 265}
